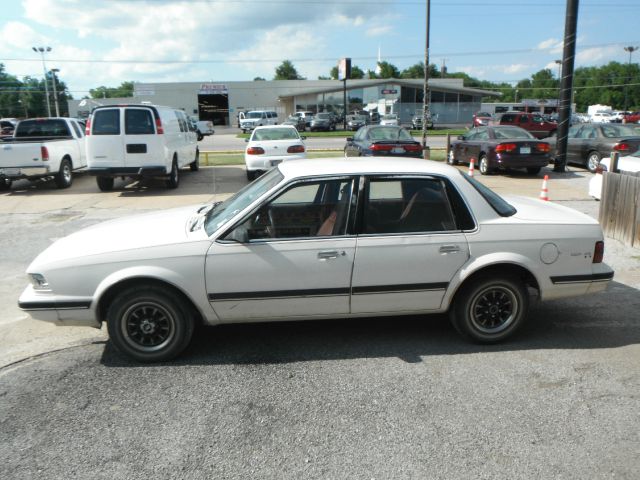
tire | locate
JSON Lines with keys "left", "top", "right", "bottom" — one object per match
{"left": 54, "top": 158, "right": 72, "bottom": 189}
{"left": 526, "top": 167, "right": 541, "bottom": 175}
{"left": 0, "top": 176, "right": 11, "bottom": 191}
{"left": 449, "top": 274, "right": 529, "bottom": 344}
{"left": 106, "top": 285, "right": 195, "bottom": 362}
{"left": 246, "top": 169, "right": 256, "bottom": 181}
{"left": 190, "top": 149, "right": 200, "bottom": 172}
{"left": 586, "top": 151, "right": 601, "bottom": 173}
{"left": 166, "top": 158, "right": 179, "bottom": 189}
{"left": 96, "top": 176, "right": 114, "bottom": 192}
{"left": 479, "top": 154, "right": 492, "bottom": 175}
{"left": 197, "top": 132, "right": 204, "bottom": 141}
{"left": 447, "top": 149, "right": 458, "bottom": 165}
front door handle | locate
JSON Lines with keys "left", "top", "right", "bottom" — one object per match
{"left": 317, "top": 250, "right": 344, "bottom": 260}
{"left": 439, "top": 245, "right": 461, "bottom": 254}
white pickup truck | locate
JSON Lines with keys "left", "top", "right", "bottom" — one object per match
{"left": 0, "top": 117, "right": 87, "bottom": 191}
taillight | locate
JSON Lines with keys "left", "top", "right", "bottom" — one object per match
{"left": 287, "top": 145, "right": 305, "bottom": 153}
{"left": 593, "top": 241, "right": 604, "bottom": 263}
{"left": 155, "top": 117, "right": 164, "bottom": 134}
{"left": 41, "top": 146, "right": 49, "bottom": 161}
{"left": 369, "top": 144, "right": 393, "bottom": 151}
{"left": 495, "top": 143, "right": 517, "bottom": 153}
{"left": 247, "top": 147, "right": 265, "bottom": 155}
{"left": 403, "top": 144, "right": 423, "bottom": 152}
{"left": 85, "top": 117, "right": 91, "bottom": 135}
{"left": 613, "top": 142, "right": 630, "bottom": 152}
{"left": 536, "top": 143, "right": 551, "bottom": 153}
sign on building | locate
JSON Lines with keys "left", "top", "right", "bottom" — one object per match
{"left": 199, "top": 84, "right": 228, "bottom": 95}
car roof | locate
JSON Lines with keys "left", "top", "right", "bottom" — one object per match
{"left": 277, "top": 157, "right": 455, "bottom": 179}
{"left": 253, "top": 125, "right": 297, "bottom": 131}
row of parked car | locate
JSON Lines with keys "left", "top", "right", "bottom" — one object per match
{"left": 0, "top": 104, "right": 206, "bottom": 192}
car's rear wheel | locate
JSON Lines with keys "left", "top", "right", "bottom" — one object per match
{"left": 166, "top": 158, "right": 179, "bottom": 188}
{"left": 587, "top": 151, "right": 601, "bottom": 173}
{"left": 479, "top": 154, "right": 492, "bottom": 175}
{"left": 450, "top": 274, "right": 528, "bottom": 343}
{"left": 0, "top": 176, "right": 11, "bottom": 191}
{"left": 190, "top": 149, "right": 200, "bottom": 172}
{"left": 106, "top": 285, "right": 195, "bottom": 362}
{"left": 526, "top": 166, "right": 541, "bottom": 175}
{"left": 96, "top": 176, "right": 114, "bottom": 191}
{"left": 246, "top": 169, "right": 256, "bottom": 181}
{"left": 54, "top": 158, "right": 72, "bottom": 189}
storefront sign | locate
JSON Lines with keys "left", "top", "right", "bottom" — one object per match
{"left": 135, "top": 88, "right": 155, "bottom": 96}
{"left": 199, "top": 83, "right": 228, "bottom": 95}
{"left": 381, "top": 89, "right": 398, "bottom": 94}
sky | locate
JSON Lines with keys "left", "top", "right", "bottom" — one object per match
{"left": 1, "top": 0, "right": 639, "bottom": 98}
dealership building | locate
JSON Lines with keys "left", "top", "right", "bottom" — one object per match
{"left": 69, "top": 78, "right": 500, "bottom": 126}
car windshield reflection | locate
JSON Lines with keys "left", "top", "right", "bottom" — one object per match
{"left": 204, "top": 168, "right": 283, "bottom": 235}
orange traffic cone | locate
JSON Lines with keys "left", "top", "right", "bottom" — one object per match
{"left": 468, "top": 157, "right": 475, "bottom": 177}
{"left": 539, "top": 174, "right": 549, "bottom": 201}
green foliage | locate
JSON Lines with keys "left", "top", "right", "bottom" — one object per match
{"left": 253, "top": 77, "right": 266, "bottom": 81}
{"left": 89, "top": 81, "right": 134, "bottom": 99}
{"left": 400, "top": 62, "right": 439, "bottom": 79}
{"left": 329, "top": 65, "right": 365, "bottom": 80}
{"left": 371, "top": 61, "right": 401, "bottom": 79}
{"left": 274, "top": 60, "right": 304, "bottom": 80}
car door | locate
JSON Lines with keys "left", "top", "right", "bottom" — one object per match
{"left": 123, "top": 107, "right": 159, "bottom": 169}
{"left": 463, "top": 128, "right": 484, "bottom": 163}
{"left": 350, "top": 176, "right": 470, "bottom": 314}
{"left": 575, "top": 125, "right": 598, "bottom": 165}
{"left": 205, "top": 177, "right": 357, "bottom": 321}
{"left": 453, "top": 130, "right": 474, "bottom": 163}
{"left": 564, "top": 124, "right": 583, "bottom": 163}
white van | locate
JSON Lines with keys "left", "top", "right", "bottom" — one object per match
{"left": 239, "top": 110, "right": 278, "bottom": 133}
{"left": 86, "top": 104, "right": 199, "bottom": 191}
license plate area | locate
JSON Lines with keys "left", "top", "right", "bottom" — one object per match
{"left": 520, "top": 147, "right": 531, "bottom": 154}
{"left": 270, "top": 159, "right": 283, "bottom": 167}
{"left": 0, "top": 168, "right": 20, "bottom": 176}
{"left": 392, "top": 147, "right": 404, "bottom": 154}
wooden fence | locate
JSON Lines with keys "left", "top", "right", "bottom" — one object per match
{"left": 599, "top": 171, "right": 640, "bottom": 247}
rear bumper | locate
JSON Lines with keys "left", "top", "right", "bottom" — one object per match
{"left": 0, "top": 166, "right": 50, "bottom": 178}
{"left": 245, "top": 154, "right": 306, "bottom": 171}
{"left": 542, "top": 269, "right": 614, "bottom": 300}
{"left": 87, "top": 166, "right": 168, "bottom": 178}
{"left": 492, "top": 153, "right": 550, "bottom": 169}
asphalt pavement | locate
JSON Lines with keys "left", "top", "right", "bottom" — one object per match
{"left": 1, "top": 163, "right": 638, "bottom": 479}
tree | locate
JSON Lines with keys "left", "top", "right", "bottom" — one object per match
{"left": 253, "top": 77, "right": 265, "bottom": 81}
{"left": 371, "top": 61, "right": 400, "bottom": 79}
{"left": 329, "top": 65, "right": 365, "bottom": 80}
{"left": 400, "top": 62, "right": 439, "bottom": 79}
{"left": 273, "top": 60, "right": 304, "bottom": 80}
{"left": 89, "top": 81, "right": 134, "bottom": 99}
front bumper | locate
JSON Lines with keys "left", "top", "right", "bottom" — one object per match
{"left": 18, "top": 285, "right": 100, "bottom": 328}
{"left": 87, "top": 166, "right": 168, "bottom": 178}
{"left": 245, "top": 153, "right": 306, "bottom": 171}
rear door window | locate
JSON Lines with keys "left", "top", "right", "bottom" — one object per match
{"left": 125, "top": 109, "right": 154, "bottom": 135}
{"left": 92, "top": 109, "right": 121, "bottom": 135}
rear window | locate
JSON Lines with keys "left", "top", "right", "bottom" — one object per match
{"left": 15, "top": 119, "right": 71, "bottom": 137}
{"left": 500, "top": 114, "right": 515, "bottom": 123}
{"left": 92, "top": 109, "right": 120, "bottom": 135}
{"left": 126, "top": 109, "right": 155, "bottom": 134}
{"left": 461, "top": 172, "right": 516, "bottom": 217}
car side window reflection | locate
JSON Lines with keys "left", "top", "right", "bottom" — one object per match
{"left": 228, "top": 179, "right": 354, "bottom": 241}
{"left": 364, "top": 178, "right": 457, "bottom": 234}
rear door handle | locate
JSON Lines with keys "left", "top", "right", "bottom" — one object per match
{"left": 439, "top": 245, "right": 461, "bottom": 254}
{"left": 317, "top": 250, "right": 344, "bottom": 260}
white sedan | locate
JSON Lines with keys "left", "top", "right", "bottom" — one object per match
{"left": 588, "top": 150, "right": 640, "bottom": 200}
{"left": 20, "top": 158, "right": 613, "bottom": 362}
{"left": 244, "top": 125, "right": 306, "bottom": 181}
{"left": 380, "top": 114, "right": 399, "bottom": 126}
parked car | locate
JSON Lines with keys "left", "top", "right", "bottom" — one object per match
{"left": 473, "top": 111, "right": 494, "bottom": 127}
{"left": 590, "top": 112, "right": 612, "bottom": 123}
{"left": 543, "top": 123, "right": 640, "bottom": 172}
{"left": 623, "top": 111, "right": 640, "bottom": 124}
{"left": 588, "top": 149, "right": 640, "bottom": 200}
{"left": 379, "top": 114, "right": 399, "bottom": 126}
{"left": 292, "top": 111, "right": 315, "bottom": 129}
{"left": 281, "top": 115, "right": 306, "bottom": 132}
{"left": 240, "top": 110, "right": 278, "bottom": 133}
{"left": 309, "top": 112, "right": 337, "bottom": 131}
{"left": 610, "top": 111, "right": 630, "bottom": 123}
{"left": 346, "top": 114, "right": 368, "bottom": 131}
{"left": 19, "top": 157, "right": 614, "bottom": 362}
{"left": 411, "top": 112, "right": 433, "bottom": 130}
{"left": 498, "top": 112, "right": 557, "bottom": 139}
{"left": 196, "top": 120, "right": 215, "bottom": 136}
{"left": 344, "top": 125, "right": 423, "bottom": 158}
{"left": 1, "top": 119, "right": 16, "bottom": 137}
{"left": 188, "top": 118, "right": 204, "bottom": 141}
{"left": 448, "top": 126, "right": 551, "bottom": 175}
{"left": 86, "top": 104, "right": 199, "bottom": 191}
{"left": 0, "top": 117, "right": 87, "bottom": 191}
{"left": 244, "top": 125, "right": 306, "bottom": 181}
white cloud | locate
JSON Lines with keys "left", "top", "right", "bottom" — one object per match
{"left": 537, "top": 38, "right": 562, "bottom": 50}
{"left": 577, "top": 45, "right": 621, "bottom": 64}
{"left": 503, "top": 63, "right": 530, "bottom": 74}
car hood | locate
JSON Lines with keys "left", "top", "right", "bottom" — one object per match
{"left": 504, "top": 195, "right": 598, "bottom": 225}
{"left": 29, "top": 205, "right": 204, "bottom": 269}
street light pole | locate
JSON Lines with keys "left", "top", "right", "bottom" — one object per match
{"left": 32, "top": 46, "right": 52, "bottom": 117}
{"left": 50, "top": 68, "right": 60, "bottom": 117}
{"left": 623, "top": 46, "right": 638, "bottom": 111}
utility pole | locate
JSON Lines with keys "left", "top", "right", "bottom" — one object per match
{"left": 555, "top": 59, "right": 562, "bottom": 113}
{"left": 50, "top": 68, "right": 60, "bottom": 117}
{"left": 421, "top": 0, "right": 431, "bottom": 159}
{"left": 32, "top": 46, "right": 52, "bottom": 117}
{"left": 623, "top": 46, "right": 638, "bottom": 111}
{"left": 554, "top": 0, "right": 579, "bottom": 173}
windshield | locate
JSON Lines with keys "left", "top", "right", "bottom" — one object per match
{"left": 601, "top": 124, "right": 637, "bottom": 138}
{"left": 368, "top": 127, "right": 414, "bottom": 142}
{"left": 494, "top": 127, "right": 535, "bottom": 139}
{"left": 383, "top": 114, "right": 397, "bottom": 120}
{"left": 316, "top": 113, "right": 331, "bottom": 119}
{"left": 204, "top": 168, "right": 283, "bottom": 235}
{"left": 461, "top": 171, "right": 516, "bottom": 217}
{"left": 251, "top": 127, "right": 300, "bottom": 141}
{"left": 246, "top": 112, "right": 263, "bottom": 119}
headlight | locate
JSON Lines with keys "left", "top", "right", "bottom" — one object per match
{"left": 29, "top": 273, "right": 50, "bottom": 290}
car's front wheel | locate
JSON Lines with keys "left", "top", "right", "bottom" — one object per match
{"left": 450, "top": 274, "right": 529, "bottom": 343}
{"left": 447, "top": 149, "right": 458, "bottom": 165}
{"left": 106, "top": 285, "right": 195, "bottom": 362}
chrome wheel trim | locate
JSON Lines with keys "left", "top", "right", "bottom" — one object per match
{"left": 468, "top": 285, "right": 518, "bottom": 334}
{"left": 62, "top": 163, "right": 72, "bottom": 183}
{"left": 587, "top": 154, "right": 600, "bottom": 172}
{"left": 121, "top": 301, "right": 176, "bottom": 352}
{"left": 479, "top": 157, "right": 489, "bottom": 174}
